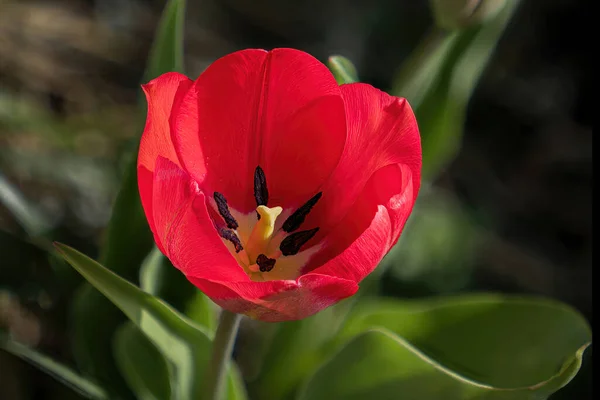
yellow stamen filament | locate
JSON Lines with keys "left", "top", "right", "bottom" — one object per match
{"left": 245, "top": 205, "right": 282, "bottom": 262}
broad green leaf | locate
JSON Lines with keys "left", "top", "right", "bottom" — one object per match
{"left": 252, "top": 266, "right": 384, "bottom": 399}
{"left": 251, "top": 270, "right": 386, "bottom": 399}
{"left": 70, "top": 0, "right": 188, "bottom": 394}
{"left": 393, "top": 0, "right": 520, "bottom": 180}
{"left": 58, "top": 242, "right": 210, "bottom": 399}
{"left": 0, "top": 172, "right": 51, "bottom": 237}
{"left": 299, "top": 329, "right": 473, "bottom": 400}
{"left": 327, "top": 55, "right": 359, "bottom": 84}
{"left": 301, "top": 294, "right": 591, "bottom": 400}
{"left": 0, "top": 335, "right": 107, "bottom": 400}
{"left": 299, "top": 328, "right": 589, "bottom": 400}
{"left": 251, "top": 298, "right": 356, "bottom": 400}
{"left": 140, "top": 246, "right": 217, "bottom": 331}
{"left": 113, "top": 322, "right": 172, "bottom": 400}
{"left": 55, "top": 243, "right": 245, "bottom": 400}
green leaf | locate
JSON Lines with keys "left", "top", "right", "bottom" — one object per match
{"left": 251, "top": 270, "right": 385, "bottom": 399}
{"left": 251, "top": 298, "right": 356, "bottom": 400}
{"left": 0, "top": 172, "right": 51, "bottom": 237}
{"left": 71, "top": 285, "right": 136, "bottom": 399}
{"left": 143, "top": 0, "right": 187, "bottom": 82}
{"left": 140, "top": 246, "right": 166, "bottom": 295}
{"left": 70, "top": 0, "right": 188, "bottom": 394}
{"left": 98, "top": 158, "right": 154, "bottom": 282}
{"left": 140, "top": 246, "right": 216, "bottom": 332}
{"left": 392, "top": 31, "right": 457, "bottom": 111}
{"left": 98, "top": 0, "right": 187, "bottom": 291}
{"left": 55, "top": 243, "right": 245, "bottom": 400}
{"left": 429, "top": 0, "right": 507, "bottom": 30}
{"left": 227, "top": 363, "right": 249, "bottom": 400}
{"left": 251, "top": 273, "right": 385, "bottom": 400}
{"left": 57, "top": 242, "right": 208, "bottom": 399}
{"left": 138, "top": 246, "right": 194, "bottom": 308}
{"left": 327, "top": 55, "right": 359, "bottom": 84}
{"left": 0, "top": 335, "right": 108, "bottom": 400}
{"left": 393, "top": 0, "right": 520, "bottom": 180}
{"left": 299, "top": 294, "right": 591, "bottom": 400}
{"left": 185, "top": 289, "right": 217, "bottom": 333}
{"left": 299, "top": 329, "right": 589, "bottom": 400}
{"left": 113, "top": 322, "right": 172, "bottom": 400}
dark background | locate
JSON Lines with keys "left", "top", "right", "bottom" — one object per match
{"left": 0, "top": 0, "right": 592, "bottom": 399}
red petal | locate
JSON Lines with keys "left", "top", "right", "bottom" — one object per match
{"left": 308, "top": 163, "right": 416, "bottom": 282}
{"left": 151, "top": 157, "right": 248, "bottom": 281}
{"left": 138, "top": 166, "right": 166, "bottom": 254}
{"left": 188, "top": 273, "right": 358, "bottom": 322}
{"left": 138, "top": 72, "right": 193, "bottom": 172}
{"left": 171, "top": 48, "right": 346, "bottom": 212}
{"left": 138, "top": 72, "right": 193, "bottom": 239}
{"left": 305, "top": 83, "right": 421, "bottom": 240}
{"left": 151, "top": 154, "right": 361, "bottom": 322}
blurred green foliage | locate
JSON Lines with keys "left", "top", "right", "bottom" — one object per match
{"left": 55, "top": 243, "right": 246, "bottom": 400}
{"left": 383, "top": 187, "right": 480, "bottom": 294}
{"left": 394, "top": 0, "right": 520, "bottom": 180}
{"left": 429, "top": 0, "right": 508, "bottom": 30}
{"left": 0, "top": 335, "right": 107, "bottom": 400}
{"left": 114, "top": 322, "right": 172, "bottom": 400}
{"left": 0, "top": 0, "right": 592, "bottom": 399}
{"left": 69, "top": 0, "right": 189, "bottom": 397}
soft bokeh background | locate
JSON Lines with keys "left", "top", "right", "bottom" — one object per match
{"left": 0, "top": 0, "right": 592, "bottom": 399}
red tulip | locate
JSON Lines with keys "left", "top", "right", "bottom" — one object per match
{"left": 138, "top": 48, "right": 421, "bottom": 322}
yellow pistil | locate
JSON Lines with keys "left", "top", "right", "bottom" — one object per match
{"left": 245, "top": 205, "right": 282, "bottom": 264}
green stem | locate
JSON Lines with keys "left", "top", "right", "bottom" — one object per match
{"left": 204, "top": 310, "right": 242, "bottom": 400}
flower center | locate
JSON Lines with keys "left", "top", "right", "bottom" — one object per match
{"left": 245, "top": 205, "right": 282, "bottom": 265}
{"left": 212, "top": 166, "right": 322, "bottom": 280}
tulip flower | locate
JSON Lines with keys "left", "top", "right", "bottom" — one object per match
{"left": 138, "top": 48, "right": 421, "bottom": 322}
